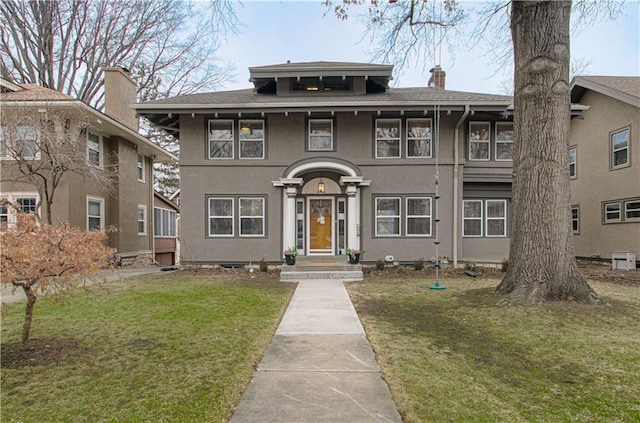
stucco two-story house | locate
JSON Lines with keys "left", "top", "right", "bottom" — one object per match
{"left": 135, "top": 61, "right": 526, "bottom": 266}
{"left": 569, "top": 76, "right": 640, "bottom": 265}
{"left": 1, "top": 67, "right": 177, "bottom": 264}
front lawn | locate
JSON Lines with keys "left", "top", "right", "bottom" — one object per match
{"left": 347, "top": 275, "right": 640, "bottom": 423}
{"left": 1, "top": 271, "right": 294, "bottom": 423}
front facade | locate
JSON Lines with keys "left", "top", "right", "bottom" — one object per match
{"left": 136, "top": 62, "right": 524, "bottom": 265}
{"left": 569, "top": 76, "right": 640, "bottom": 261}
{"left": 0, "top": 68, "right": 176, "bottom": 263}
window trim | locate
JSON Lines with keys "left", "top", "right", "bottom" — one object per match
{"left": 462, "top": 199, "right": 484, "bottom": 237}
{"left": 485, "top": 199, "right": 507, "bottom": 237}
{"left": 468, "top": 122, "right": 491, "bottom": 161}
{"left": 610, "top": 126, "right": 630, "bottom": 170}
{"left": 87, "top": 131, "right": 103, "bottom": 168}
{"left": 137, "top": 205, "right": 147, "bottom": 235}
{"left": 239, "top": 119, "right": 265, "bottom": 159}
{"left": 375, "top": 119, "right": 402, "bottom": 159}
{"left": 495, "top": 122, "right": 513, "bottom": 162}
{"left": 87, "top": 196, "right": 105, "bottom": 232}
{"left": 207, "top": 197, "right": 234, "bottom": 237}
{"left": 406, "top": 118, "right": 433, "bottom": 158}
{"left": 375, "top": 196, "right": 401, "bottom": 237}
{"left": 208, "top": 119, "right": 234, "bottom": 160}
{"left": 571, "top": 205, "right": 580, "bottom": 234}
{"left": 405, "top": 196, "right": 432, "bottom": 236}
{"left": 568, "top": 146, "right": 577, "bottom": 179}
{"left": 137, "top": 154, "right": 145, "bottom": 182}
{"left": 307, "top": 119, "right": 335, "bottom": 152}
{"left": 239, "top": 197, "right": 265, "bottom": 237}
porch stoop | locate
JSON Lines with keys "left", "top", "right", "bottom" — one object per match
{"left": 280, "top": 256, "right": 363, "bottom": 281}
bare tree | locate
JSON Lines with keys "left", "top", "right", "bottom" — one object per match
{"left": 326, "top": 0, "right": 624, "bottom": 304}
{"left": 0, "top": 104, "right": 117, "bottom": 224}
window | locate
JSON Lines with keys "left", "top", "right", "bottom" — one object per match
{"left": 0, "top": 126, "right": 7, "bottom": 158}
{"left": 137, "top": 155, "right": 145, "bottom": 182}
{"left": 154, "top": 207, "right": 177, "bottom": 237}
{"left": 486, "top": 200, "right": 507, "bottom": 236}
{"left": 610, "top": 127, "right": 630, "bottom": 169}
{"left": 375, "top": 197, "right": 401, "bottom": 236}
{"left": 625, "top": 200, "right": 640, "bottom": 221}
{"left": 208, "top": 198, "right": 233, "bottom": 236}
{"left": 308, "top": 119, "right": 333, "bottom": 151}
{"left": 16, "top": 125, "right": 37, "bottom": 159}
{"left": 568, "top": 146, "right": 577, "bottom": 178}
{"left": 239, "top": 197, "right": 264, "bottom": 236}
{"left": 17, "top": 196, "right": 38, "bottom": 214}
{"left": 208, "top": 120, "right": 233, "bottom": 159}
{"left": 463, "top": 200, "right": 483, "bottom": 236}
{"left": 0, "top": 204, "right": 7, "bottom": 231}
{"left": 406, "top": 197, "right": 432, "bottom": 236}
{"left": 571, "top": 206, "right": 580, "bottom": 233}
{"left": 407, "top": 119, "right": 432, "bottom": 158}
{"left": 137, "top": 205, "right": 147, "bottom": 235}
{"left": 87, "top": 197, "right": 105, "bottom": 231}
{"left": 291, "top": 76, "right": 352, "bottom": 92}
{"left": 87, "top": 132, "right": 102, "bottom": 167}
{"left": 496, "top": 122, "right": 513, "bottom": 161}
{"left": 239, "top": 120, "right": 265, "bottom": 158}
{"left": 469, "top": 122, "right": 490, "bottom": 160}
{"left": 0, "top": 193, "right": 40, "bottom": 230}
{"left": 604, "top": 202, "right": 621, "bottom": 222}
{"left": 376, "top": 119, "right": 401, "bottom": 158}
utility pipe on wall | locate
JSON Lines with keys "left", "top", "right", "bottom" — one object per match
{"left": 453, "top": 105, "right": 470, "bottom": 267}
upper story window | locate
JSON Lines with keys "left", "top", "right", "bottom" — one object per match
{"left": 137, "top": 154, "right": 145, "bottom": 182}
{"left": 308, "top": 119, "right": 333, "bottom": 151}
{"left": 469, "top": 122, "right": 490, "bottom": 160}
{"left": 208, "top": 120, "right": 234, "bottom": 159}
{"left": 568, "top": 146, "right": 577, "bottom": 178}
{"left": 1, "top": 125, "right": 38, "bottom": 160}
{"left": 87, "top": 132, "right": 103, "bottom": 167}
{"left": 611, "top": 127, "right": 630, "bottom": 169}
{"left": 495, "top": 122, "right": 513, "bottom": 161}
{"left": 291, "top": 76, "right": 352, "bottom": 92}
{"left": 239, "top": 120, "right": 265, "bottom": 159}
{"left": 375, "top": 119, "right": 401, "bottom": 159}
{"left": 407, "top": 119, "right": 432, "bottom": 158}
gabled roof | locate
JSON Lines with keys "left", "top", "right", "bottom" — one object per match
{"left": 571, "top": 76, "right": 640, "bottom": 108}
{"left": 0, "top": 82, "right": 74, "bottom": 101}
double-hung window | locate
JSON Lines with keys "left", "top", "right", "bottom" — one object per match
{"left": 463, "top": 200, "right": 483, "bottom": 236}
{"left": 137, "top": 205, "right": 147, "bottom": 235}
{"left": 568, "top": 146, "right": 577, "bottom": 178}
{"left": 375, "top": 197, "right": 401, "bottom": 236}
{"left": 571, "top": 206, "right": 580, "bottom": 233}
{"left": 208, "top": 198, "right": 234, "bottom": 236}
{"left": 137, "top": 155, "right": 145, "bottom": 182}
{"left": 495, "top": 122, "right": 513, "bottom": 161}
{"left": 87, "top": 197, "right": 105, "bottom": 231}
{"left": 87, "top": 132, "right": 102, "bottom": 167}
{"left": 375, "top": 119, "right": 401, "bottom": 158}
{"left": 239, "top": 120, "right": 265, "bottom": 158}
{"left": 406, "top": 197, "right": 432, "bottom": 236}
{"left": 239, "top": 198, "right": 265, "bottom": 236}
{"left": 604, "top": 202, "right": 621, "bottom": 222}
{"left": 486, "top": 200, "right": 507, "bottom": 237}
{"left": 469, "top": 122, "right": 490, "bottom": 160}
{"left": 407, "top": 119, "right": 432, "bottom": 158}
{"left": 208, "top": 120, "right": 234, "bottom": 159}
{"left": 0, "top": 204, "right": 8, "bottom": 231}
{"left": 610, "top": 127, "right": 629, "bottom": 169}
{"left": 308, "top": 119, "right": 333, "bottom": 151}
{"left": 17, "top": 125, "right": 37, "bottom": 159}
{"left": 625, "top": 200, "right": 640, "bottom": 221}
{"left": 463, "top": 199, "right": 507, "bottom": 237}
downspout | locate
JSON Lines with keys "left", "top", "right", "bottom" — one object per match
{"left": 453, "top": 105, "right": 470, "bottom": 268}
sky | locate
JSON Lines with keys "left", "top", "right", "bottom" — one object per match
{"left": 216, "top": 1, "right": 640, "bottom": 94}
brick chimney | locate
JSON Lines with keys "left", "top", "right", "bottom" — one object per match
{"left": 428, "top": 65, "right": 446, "bottom": 89}
{"left": 103, "top": 67, "right": 138, "bottom": 131}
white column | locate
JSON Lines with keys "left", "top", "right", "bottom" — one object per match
{"left": 284, "top": 185, "right": 297, "bottom": 254}
{"left": 346, "top": 184, "right": 358, "bottom": 250}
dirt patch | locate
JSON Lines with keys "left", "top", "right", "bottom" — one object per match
{"left": 1, "top": 337, "right": 92, "bottom": 368}
{"left": 577, "top": 259, "right": 640, "bottom": 285}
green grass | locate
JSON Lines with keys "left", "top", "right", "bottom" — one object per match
{"left": 1, "top": 271, "right": 294, "bottom": 423}
{"left": 347, "top": 276, "right": 640, "bottom": 423}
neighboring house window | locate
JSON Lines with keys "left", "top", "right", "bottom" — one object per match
{"left": 239, "top": 120, "right": 265, "bottom": 159}
{"left": 0, "top": 126, "right": 7, "bottom": 158}
{"left": 308, "top": 119, "right": 333, "bottom": 151}
{"left": 154, "top": 207, "right": 177, "bottom": 237}
{"left": 291, "top": 76, "right": 352, "bottom": 92}
{"left": 375, "top": 119, "right": 401, "bottom": 158}
{"left": 610, "top": 127, "right": 630, "bottom": 169}
{"left": 568, "top": 146, "right": 577, "bottom": 178}
{"left": 208, "top": 197, "right": 233, "bottom": 236}
{"left": 208, "top": 120, "right": 233, "bottom": 159}
{"left": 16, "top": 124, "right": 37, "bottom": 159}
{"left": 137, "top": 155, "right": 145, "bottom": 182}
{"left": 87, "top": 132, "right": 102, "bottom": 167}
{"left": 87, "top": 197, "right": 105, "bottom": 231}
{"left": 495, "top": 122, "right": 513, "bottom": 161}
{"left": 406, "top": 197, "right": 432, "bottom": 236}
{"left": 17, "top": 196, "right": 38, "bottom": 214}
{"left": 604, "top": 202, "right": 621, "bottom": 222}
{"left": 0, "top": 193, "right": 40, "bottom": 229}
{"left": 239, "top": 197, "right": 265, "bottom": 236}
{"left": 137, "top": 205, "right": 147, "bottom": 235}
{"left": 0, "top": 204, "right": 8, "bottom": 231}
{"left": 571, "top": 206, "right": 580, "bottom": 233}
{"left": 407, "top": 119, "right": 432, "bottom": 158}
{"left": 625, "top": 200, "right": 640, "bottom": 221}
{"left": 463, "top": 200, "right": 483, "bottom": 237}
{"left": 375, "top": 197, "right": 401, "bottom": 236}
{"left": 486, "top": 200, "right": 507, "bottom": 237}
{"left": 469, "top": 122, "right": 490, "bottom": 160}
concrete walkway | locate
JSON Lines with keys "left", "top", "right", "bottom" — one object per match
{"left": 230, "top": 279, "right": 402, "bottom": 423}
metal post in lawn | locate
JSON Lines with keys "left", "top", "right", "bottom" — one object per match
{"left": 429, "top": 102, "right": 445, "bottom": 291}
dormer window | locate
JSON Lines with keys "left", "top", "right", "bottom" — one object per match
{"left": 291, "top": 76, "right": 352, "bottom": 92}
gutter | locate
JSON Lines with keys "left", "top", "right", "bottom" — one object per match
{"left": 453, "top": 105, "right": 470, "bottom": 268}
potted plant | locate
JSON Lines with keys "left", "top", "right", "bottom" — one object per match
{"left": 346, "top": 248, "right": 363, "bottom": 264}
{"left": 283, "top": 246, "right": 298, "bottom": 265}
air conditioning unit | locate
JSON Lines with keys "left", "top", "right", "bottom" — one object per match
{"left": 612, "top": 251, "right": 636, "bottom": 271}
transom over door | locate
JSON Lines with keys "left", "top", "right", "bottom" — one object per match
{"left": 308, "top": 198, "right": 333, "bottom": 255}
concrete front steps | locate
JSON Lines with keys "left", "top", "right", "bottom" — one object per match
{"left": 280, "top": 255, "right": 363, "bottom": 281}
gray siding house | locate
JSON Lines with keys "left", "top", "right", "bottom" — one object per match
{"left": 135, "top": 61, "right": 526, "bottom": 266}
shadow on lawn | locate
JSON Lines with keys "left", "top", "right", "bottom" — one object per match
{"left": 1, "top": 337, "right": 93, "bottom": 368}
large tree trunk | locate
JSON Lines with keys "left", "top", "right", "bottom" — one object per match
{"left": 496, "top": 1, "right": 600, "bottom": 305}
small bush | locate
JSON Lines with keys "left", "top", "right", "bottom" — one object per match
{"left": 259, "top": 258, "right": 268, "bottom": 272}
{"left": 414, "top": 258, "right": 425, "bottom": 271}
{"left": 376, "top": 259, "right": 385, "bottom": 271}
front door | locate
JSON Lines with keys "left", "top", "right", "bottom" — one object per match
{"left": 308, "top": 197, "right": 333, "bottom": 255}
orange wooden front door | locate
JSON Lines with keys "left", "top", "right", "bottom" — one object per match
{"left": 309, "top": 198, "right": 333, "bottom": 254}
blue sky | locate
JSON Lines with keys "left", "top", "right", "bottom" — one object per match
{"left": 216, "top": 1, "right": 639, "bottom": 94}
